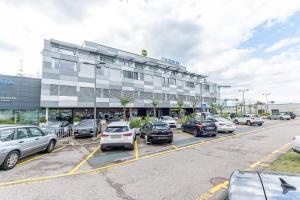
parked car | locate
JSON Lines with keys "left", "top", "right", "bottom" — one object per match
{"left": 293, "top": 136, "right": 300, "bottom": 153}
{"left": 100, "top": 121, "right": 136, "bottom": 151}
{"left": 233, "top": 114, "right": 264, "bottom": 126}
{"left": 268, "top": 113, "right": 291, "bottom": 120}
{"left": 181, "top": 119, "right": 217, "bottom": 137}
{"left": 218, "top": 170, "right": 300, "bottom": 200}
{"left": 160, "top": 116, "right": 177, "bottom": 128}
{"left": 207, "top": 117, "right": 236, "bottom": 133}
{"left": 41, "top": 121, "right": 72, "bottom": 138}
{"left": 140, "top": 121, "right": 173, "bottom": 144}
{"left": 284, "top": 112, "right": 296, "bottom": 119}
{"left": 74, "top": 119, "right": 101, "bottom": 138}
{"left": 0, "top": 125, "right": 57, "bottom": 170}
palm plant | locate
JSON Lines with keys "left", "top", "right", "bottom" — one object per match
{"left": 209, "top": 103, "right": 217, "bottom": 115}
{"left": 151, "top": 98, "right": 159, "bottom": 117}
{"left": 120, "top": 98, "right": 130, "bottom": 120}
{"left": 191, "top": 98, "right": 199, "bottom": 117}
{"left": 216, "top": 104, "right": 225, "bottom": 116}
{"left": 177, "top": 99, "right": 185, "bottom": 123}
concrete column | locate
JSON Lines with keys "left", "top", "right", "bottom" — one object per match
{"left": 129, "top": 108, "right": 132, "bottom": 117}
{"left": 45, "top": 107, "right": 49, "bottom": 123}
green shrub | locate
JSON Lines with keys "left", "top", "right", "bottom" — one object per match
{"left": 39, "top": 116, "right": 47, "bottom": 123}
{"left": 130, "top": 117, "right": 142, "bottom": 128}
{"left": 181, "top": 114, "right": 194, "bottom": 124}
{"left": 222, "top": 112, "right": 230, "bottom": 119}
{"left": 0, "top": 119, "right": 15, "bottom": 124}
{"left": 73, "top": 116, "right": 81, "bottom": 122}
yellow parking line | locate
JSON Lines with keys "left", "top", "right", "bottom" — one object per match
{"left": 135, "top": 140, "right": 139, "bottom": 160}
{"left": 17, "top": 146, "right": 66, "bottom": 167}
{"left": 0, "top": 123, "right": 288, "bottom": 188}
{"left": 172, "top": 145, "right": 178, "bottom": 149}
{"left": 68, "top": 146, "right": 100, "bottom": 174}
{"left": 197, "top": 142, "right": 292, "bottom": 199}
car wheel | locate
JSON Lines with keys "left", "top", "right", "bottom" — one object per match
{"left": 100, "top": 146, "right": 106, "bottom": 152}
{"left": 46, "top": 140, "right": 56, "bottom": 153}
{"left": 280, "top": 117, "right": 283, "bottom": 120}
{"left": 168, "top": 138, "right": 173, "bottom": 143}
{"left": 258, "top": 123, "right": 262, "bottom": 126}
{"left": 193, "top": 130, "right": 199, "bottom": 137}
{"left": 211, "top": 134, "right": 217, "bottom": 137}
{"left": 247, "top": 121, "right": 252, "bottom": 126}
{"left": 234, "top": 120, "right": 239, "bottom": 124}
{"left": 1, "top": 150, "right": 19, "bottom": 170}
{"left": 228, "top": 131, "right": 234, "bottom": 133}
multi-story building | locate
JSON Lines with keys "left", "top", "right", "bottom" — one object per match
{"left": 41, "top": 39, "right": 218, "bottom": 122}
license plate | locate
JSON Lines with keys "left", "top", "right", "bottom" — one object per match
{"left": 111, "top": 135, "right": 121, "bottom": 139}
{"left": 206, "top": 127, "right": 214, "bottom": 130}
{"left": 158, "top": 137, "right": 168, "bottom": 140}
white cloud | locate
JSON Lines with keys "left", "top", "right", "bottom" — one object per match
{"left": 264, "top": 37, "right": 300, "bottom": 52}
{"left": 0, "top": 0, "right": 300, "bottom": 103}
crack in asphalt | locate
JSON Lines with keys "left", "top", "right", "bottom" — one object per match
{"left": 105, "top": 177, "right": 136, "bottom": 200}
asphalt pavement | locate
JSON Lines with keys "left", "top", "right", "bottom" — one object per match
{"left": 0, "top": 119, "right": 299, "bottom": 200}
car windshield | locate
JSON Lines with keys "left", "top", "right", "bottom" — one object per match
{"left": 78, "top": 120, "right": 93, "bottom": 126}
{"left": 153, "top": 124, "right": 169, "bottom": 129}
{"left": 106, "top": 126, "right": 129, "bottom": 133}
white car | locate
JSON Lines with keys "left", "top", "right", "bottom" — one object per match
{"left": 293, "top": 136, "right": 300, "bottom": 153}
{"left": 208, "top": 117, "right": 236, "bottom": 133}
{"left": 100, "top": 121, "right": 136, "bottom": 151}
{"left": 160, "top": 116, "right": 177, "bottom": 128}
{"left": 233, "top": 114, "right": 264, "bottom": 126}
{"left": 268, "top": 113, "right": 291, "bottom": 120}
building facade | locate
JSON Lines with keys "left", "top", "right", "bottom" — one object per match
{"left": 41, "top": 39, "right": 218, "bottom": 122}
{"left": 0, "top": 74, "right": 41, "bottom": 124}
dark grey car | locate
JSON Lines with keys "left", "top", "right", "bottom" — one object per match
{"left": 41, "top": 121, "right": 73, "bottom": 138}
{"left": 74, "top": 119, "right": 101, "bottom": 138}
{"left": 219, "top": 170, "right": 300, "bottom": 200}
{"left": 0, "top": 125, "right": 57, "bottom": 170}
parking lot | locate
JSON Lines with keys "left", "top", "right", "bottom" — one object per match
{"left": 0, "top": 118, "right": 299, "bottom": 200}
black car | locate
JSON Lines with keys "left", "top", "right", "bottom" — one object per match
{"left": 218, "top": 170, "right": 300, "bottom": 200}
{"left": 140, "top": 121, "right": 173, "bottom": 144}
{"left": 74, "top": 119, "right": 101, "bottom": 138}
{"left": 181, "top": 119, "right": 217, "bottom": 137}
{"left": 285, "top": 112, "right": 296, "bottom": 119}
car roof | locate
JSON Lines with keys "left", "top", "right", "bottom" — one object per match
{"left": 108, "top": 121, "right": 129, "bottom": 127}
{"left": 229, "top": 171, "right": 300, "bottom": 199}
{"left": 0, "top": 125, "right": 38, "bottom": 130}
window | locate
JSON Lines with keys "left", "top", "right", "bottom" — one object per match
{"left": 60, "top": 85, "right": 77, "bottom": 96}
{"left": 60, "top": 48, "right": 74, "bottom": 55}
{"left": 168, "top": 78, "right": 176, "bottom": 85}
{"left": 134, "top": 72, "right": 138, "bottom": 80}
{"left": 50, "top": 85, "right": 59, "bottom": 96}
{"left": 135, "top": 63, "right": 143, "bottom": 69}
{"left": 0, "top": 129, "right": 15, "bottom": 142}
{"left": 52, "top": 58, "right": 60, "bottom": 69}
{"left": 123, "top": 70, "right": 133, "bottom": 79}
{"left": 140, "top": 73, "right": 144, "bottom": 81}
{"left": 119, "top": 59, "right": 130, "bottom": 66}
{"left": 203, "top": 84, "right": 210, "bottom": 90}
{"left": 162, "top": 77, "right": 167, "bottom": 85}
{"left": 29, "top": 128, "right": 45, "bottom": 137}
{"left": 60, "top": 60, "right": 77, "bottom": 72}
{"left": 186, "top": 81, "right": 195, "bottom": 88}
{"left": 17, "top": 128, "right": 30, "bottom": 139}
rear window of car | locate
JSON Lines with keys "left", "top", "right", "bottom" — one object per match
{"left": 78, "top": 120, "right": 93, "bottom": 126}
{"left": 106, "top": 126, "right": 129, "bottom": 133}
{"left": 153, "top": 124, "right": 169, "bottom": 129}
{"left": 0, "top": 128, "right": 15, "bottom": 142}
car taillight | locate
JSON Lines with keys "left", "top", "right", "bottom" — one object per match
{"left": 101, "top": 132, "right": 109, "bottom": 137}
{"left": 197, "top": 123, "right": 203, "bottom": 128}
{"left": 123, "top": 132, "right": 132, "bottom": 136}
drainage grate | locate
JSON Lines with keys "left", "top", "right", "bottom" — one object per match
{"left": 210, "top": 177, "right": 228, "bottom": 186}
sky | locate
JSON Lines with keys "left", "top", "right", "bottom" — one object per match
{"left": 0, "top": 0, "right": 300, "bottom": 104}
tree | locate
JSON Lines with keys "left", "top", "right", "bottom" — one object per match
{"left": 120, "top": 98, "right": 130, "bottom": 120}
{"left": 248, "top": 104, "right": 253, "bottom": 114}
{"left": 209, "top": 103, "right": 217, "bottom": 115}
{"left": 216, "top": 104, "right": 225, "bottom": 116}
{"left": 191, "top": 98, "right": 199, "bottom": 117}
{"left": 177, "top": 99, "right": 185, "bottom": 123}
{"left": 151, "top": 98, "right": 159, "bottom": 117}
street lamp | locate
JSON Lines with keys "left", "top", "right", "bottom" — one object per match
{"left": 195, "top": 76, "right": 208, "bottom": 112}
{"left": 238, "top": 89, "right": 249, "bottom": 115}
{"left": 262, "top": 93, "right": 271, "bottom": 113}
{"left": 217, "top": 85, "right": 231, "bottom": 105}
{"left": 80, "top": 60, "right": 106, "bottom": 137}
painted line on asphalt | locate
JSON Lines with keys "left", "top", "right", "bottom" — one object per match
{"left": 197, "top": 142, "right": 292, "bottom": 200}
{"left": 172, "top": 145, "right": 178, "bottom": 149}
{"left": 135, "top": 140, "right": 139, "bottom": 160}
{"left": 16, "top": 146, "right": 66, "bottom": 167}
{"left": 0, "top": 122, "right": 288, "bottom": 188}
{"left": 68, "top": 146, "right": 100, "bottom": 174}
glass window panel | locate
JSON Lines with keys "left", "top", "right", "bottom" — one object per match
{"left": 60, "top": 60, "right": 77, "bottom": 72}
{"left": 0, "top": 129, "right": 15, "bottom": 142}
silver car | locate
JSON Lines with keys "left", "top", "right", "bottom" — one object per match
{"left": 0, "top": 125, "right": 57, "bottom": 170}
{"left": 268, "top": 113, "right": 291, "bottom": 120}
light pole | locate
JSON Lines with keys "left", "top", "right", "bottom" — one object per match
{"left": 217, "top": 85, "right": 231, "bottom": 105}
{"left": 81, "top": 60, "right": 106, "bottom": 137}
{"left": 262, "top": 93, "right": 271, "bottom": 113}
{"left": 238, "top": 89, "right": 249, "bottom": 115}
{"left": 195, "top": 76, "right": 207, "bottom": 112}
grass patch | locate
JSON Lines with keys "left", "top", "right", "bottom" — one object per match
{"left": 268, "top": 150, "right": 300, "bottom": 173}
